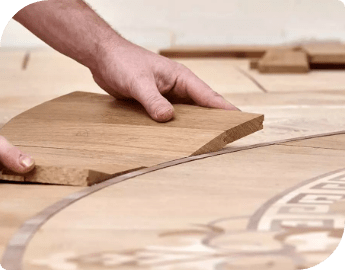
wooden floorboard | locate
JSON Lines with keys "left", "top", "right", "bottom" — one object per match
{"left": 1, "top": 50, "right": 345, "bottom": 270}
{"left": 18, "top": 134, "right": 345, "bottom": 270}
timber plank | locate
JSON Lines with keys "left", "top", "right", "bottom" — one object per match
{"left": 246, "top": 69, "right": 345, "bottom": 92}
{"left": 258, "top": 50, "right": 309, "bottom": 74}
{"left": 159, "top": 45, "right": 298, "bottom": 58}
{"left": 0, "top": 91, "right": 263, "bottom": 186}
{"left": 160, "top": 45, "right": 269, "bottom": 58}
{"left": 302, "top": 43, "right": 345, "bottom": 65}
{"left": 174, "top": 59, "right": 263, "bottom": 94}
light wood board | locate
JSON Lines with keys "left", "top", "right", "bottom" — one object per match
{"left": 244, "top": 69, "right": 345, "bottom": 93}
{"left": 1, "top": 50, "right": 345, "bottom": 270}
{"left": 159, "top": 45, "right": 298, "bottom": 58}
{"left": 258, "top": 50, "right": 309, "bottom": 74}
{"left": 2, "top": 90, "right": 344, "bottom": 266}
{"left": 302, "top": 43, "right": 345, "bottom": 65}
{"left": 0, "top": 91, "right": 263, "bottom": 186}
{"left": 176, "top": 58, "right": 345, "bottom": 93}
{"left": 12, "top": 133, "right": 345, "bottom": 270}
{"left": 174, "top": 58, "right": 264, "bottom": 94}
{"left": 223, "top": 90, "right": 345, "bottom": 148}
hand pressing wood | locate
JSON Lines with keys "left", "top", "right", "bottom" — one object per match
{"left": 0, "top": 92, "right": 264, "bottom": 186}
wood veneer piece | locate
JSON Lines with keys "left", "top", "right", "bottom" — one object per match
{"left": 258, "top": 50, "right": 309, "bottom": 74}
{"left": 1, "top": 165, "right": 113, "bottom": 186}
{"left": 160, "top": 45, "right": 268, "bottom": 58}
{"left": 159, "top": 45, "right": 298, "bottom": 58}
{"left": 0, "top": 91, "right": 263, "bottom": 186}
{"left": 302, "top": 43, "right": 345, "bottom": 65}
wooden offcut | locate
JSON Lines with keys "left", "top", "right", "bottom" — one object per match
{"left": 159, "top": 45, "right": 298, "bottom": 58}
{"left": 302, "top": 43, "right": 345, "bottom": 65}
{"left": 160, "top": 45, "right": 268, "bottom": 58}
{"left": 0, "top": 92, "right": 263, "bottom": 186}
{"left": 258, "top": 50, "right": 309, "bottom": 74}
{"left": 1, "top": 165, "right": 113, "bottom": 186}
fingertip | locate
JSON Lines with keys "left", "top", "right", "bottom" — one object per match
{"left": 154, "top": 106, "right": 175, "bottom": 122}
{"left": 0, "top": 135, "right": 36, "bottom": 174}
{"left": 224, "top": 102, "right": 241, "bottom": 111}
{"left": 212, "top": 96, "right": 241, "bottom": 111}
{"left": 19, "top": 154, "right": 35, "bottom": 173}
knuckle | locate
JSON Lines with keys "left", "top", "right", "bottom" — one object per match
{"left": 128, "top": 73, "right": 151, "bottom": 96}
{"left": 146, "top": 93, "right": 162, "bottom": 107}
{"left": 175, "top": 63, "right": 191, "bottom": 75}
{"left": 211, "top": 90, "right": 222, "bottom": 98}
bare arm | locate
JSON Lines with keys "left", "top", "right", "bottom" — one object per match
{"left": 14, "top": 0, "right": 238, "bottom": 121}
{"left": 13, "top": 0, "right": 114, "bottom": 72}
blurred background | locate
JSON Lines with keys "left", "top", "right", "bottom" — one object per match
{"left": 1, "top": 0, "right": 345, "bottom": 132}
{"left": 2, "top": 0, "right": 345, "bottom": 50}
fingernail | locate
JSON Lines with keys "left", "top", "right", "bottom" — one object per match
{"left": 155, "top": 107, "right": 174, "bottom": 122}
{"left": 20, "top": 155, "right": 34, "bottom": 169}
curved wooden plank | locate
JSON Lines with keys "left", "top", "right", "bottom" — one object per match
{"left": 0, "top": 91, "right": 263, "bottom": 186}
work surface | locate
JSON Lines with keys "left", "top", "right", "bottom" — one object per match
{"left": 1, "top": 48, "right": 345, "bottom": 270}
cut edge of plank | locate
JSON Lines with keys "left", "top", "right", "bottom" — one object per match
{"left": 191, "top": 114, "right": 264, "bottom": 156}
{"left": 0, "top": 165, "right": 146, "bottom": 187}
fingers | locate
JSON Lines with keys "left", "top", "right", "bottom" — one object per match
{"left": 0, "top": 136, "right": 35, "bottom": 174}
{"left": 176, "top": 67, "right": 240, "bottom": 111}
{"left": 131, "top": 77, "right": 175, "bottom": 122}
{"left": 94, "top": 71, "right": 174, "bottom": 122}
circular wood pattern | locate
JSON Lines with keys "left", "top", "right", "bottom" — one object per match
{"left": 1, "top": 132, "right": 345, "bottom": 270}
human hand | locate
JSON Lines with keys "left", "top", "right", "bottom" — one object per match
{"left": 13, "top": 0, "right": 238, "bottom": 123}
{"left": 91, "top": 41, "right": 239, "bottom": 122}
{"left": 0, "top": 136, "right": 35, "bottom": 174}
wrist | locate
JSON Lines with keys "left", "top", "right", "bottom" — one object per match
{"left": 87, "top": 30, "right": 126, "bottom": 72}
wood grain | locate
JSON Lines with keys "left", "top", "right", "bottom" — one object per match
{"left": 1, "top": 50, "right": 344, "bottom": 270}
{"left": 19, "top": 134, "right": 345, "bottom": 270}
{"left": 1, "top": 165, "right": 114, "bottom": 187}
{"left": 258, "top": 50, "right": 309, "bottom": 74}
{"left": 0, "top": 91, "right": 263, "bottom": 186}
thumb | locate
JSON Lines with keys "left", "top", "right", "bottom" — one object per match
{"left": 131, "top": 79, "right": 175, "bottom": 122}
{"left": 0, "top": 136, "right": 35, "bottom": 174}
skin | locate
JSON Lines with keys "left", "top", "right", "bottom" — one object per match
{"left": 0, "top": 0, "right": 238, "bottom": 174}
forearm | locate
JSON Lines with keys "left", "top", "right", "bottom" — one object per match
{"left": 14, "top": 0, "right": 124, "bottom": 71}
{"left": 13, "top": 0, "right": 238, "bottom": 124}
